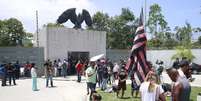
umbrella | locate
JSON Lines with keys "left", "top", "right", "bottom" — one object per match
{"left": 90, "top": 54, "right": 104, "bottom": 62}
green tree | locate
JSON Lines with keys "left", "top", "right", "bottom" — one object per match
{"left": 23, "top": 32, "right": 33, "bottom": 47}
{"left": 174, "top": 22, "right": 193, "bottom": 47}
{"left": 0, "top": 20, "right": 10, "bottom": 46}
{"left": 0, "top": 18, "right": 33, "bottom": 47}
{"left": 172, "top": 22, "right": 197, "bottom": 60}
{"left": 91, "top": 12, "right": 110, "bottom": 31}
{"left": 172, "top": 46, "right": 195, "bottom": 61}
{"left": 0, "top": 18, "right": 26, "bottom": 46}
{"left": 108, "top": 8, "right": 136, "bottom": 49}
{"left": 91, "top": 8, "right": 136, "bottom": 49}
{"left": 147, "top": 4, "right": 168, "bottom": 39}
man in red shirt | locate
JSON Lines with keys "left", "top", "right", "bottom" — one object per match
{"left": 76, "top": 60, "right": 83, "bottom": 82}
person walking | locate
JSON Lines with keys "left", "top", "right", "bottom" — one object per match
{"left": 31, "top": 63, "right": 38, "bottom": 91}
{"left": 86, "top": 60, "right": 97, "bottom": 101}
{"left": 76, "top": 60, "right": 83, "bottom": 82}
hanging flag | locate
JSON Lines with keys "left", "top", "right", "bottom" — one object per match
{"left": 126, "top": 8, "right": 150, "bottom": 83}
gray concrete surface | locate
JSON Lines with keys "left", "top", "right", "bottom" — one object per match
{"left": 37, "top": 27, "right": 106, "bottom": 60}
{"left": 0, "top": 74, "right": 201, "bottom": 101}
{"left": 0, "top": 76, "right": 87, "bottom": 101}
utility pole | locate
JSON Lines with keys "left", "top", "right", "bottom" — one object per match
{"left": 144, "top": 0, "right": 147, "bottom": 32}
{"left": 36, "top": 10, "right": 39, "bottom": 47}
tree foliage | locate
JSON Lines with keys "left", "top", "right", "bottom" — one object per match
{"left": 174, "top": 22, "right": 193, "bottom": 47}
{"left": 91, "top": 12, "right": 110, "bottom": 31}
{"left": 90, "top": 5, "right": 200, "bottom": 50}
{"left": 91, "top": 8, "right": 136, "bottom": 49}
{"left": 147, "top": 4, "right": 168, "bottom": 39}
{"left": 0, "top": 18, "right": 31, "bottom": 47}
{"left": 172, "top": 46, "right": 195, "bottom": 61}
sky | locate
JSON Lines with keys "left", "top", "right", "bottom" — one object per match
{"left": 0, "top": 0, "right": 200, "bottom": 39}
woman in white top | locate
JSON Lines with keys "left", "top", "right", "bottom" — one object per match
{"left": 31, "top": 63, "right": 38, "bottom": 91}
{"left": 139, "top": 72, "right": 166, "bottom": 101}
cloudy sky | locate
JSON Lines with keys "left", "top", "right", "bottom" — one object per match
{"left": 0, "top": 0, "right": 200, "bottom": 38}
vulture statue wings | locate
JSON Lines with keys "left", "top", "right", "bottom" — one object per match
{"left": 57, "top": 8, "right": 93, "bottom": 29}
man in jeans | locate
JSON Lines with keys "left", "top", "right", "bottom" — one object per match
{"left": 86, "top": 61, "right": 97, "bottom": 100}
{"left": 7, "top": 63, "right": 16, "bottom": 85}
{"left": 101, "top": 64, "right": 108, "bottom": 91}
{"left": 45, "top": 61, "right": 54, "bottom": 87}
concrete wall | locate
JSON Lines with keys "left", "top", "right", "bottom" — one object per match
{"left": 106, "top": 49, "right": 201, "bottom": 67}
{"left": 38, "top": 27, "right": 106, "bottom": 60}
{"left": 37, "top": 28, "right": 47, "bottom": 59}
{"left": 0, "top": 47, "right": 44, "bottom": 75}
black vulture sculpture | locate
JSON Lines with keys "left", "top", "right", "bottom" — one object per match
{"left": 57, "top": 8, "right": 92, "bottom": 29}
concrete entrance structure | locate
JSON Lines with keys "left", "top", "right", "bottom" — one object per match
{"left": 36, "top": 27, "right": 106, "bottom": 60}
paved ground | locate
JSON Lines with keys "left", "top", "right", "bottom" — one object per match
{"left": 0, "top": 76, "right": 88, "bottom": 101}
{"left": 0, "top": 73, "right": 201, "bottom": 101}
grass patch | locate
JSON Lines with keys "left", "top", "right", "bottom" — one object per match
{"left": 98, "top": 85, "right": 201, "bottom": 101}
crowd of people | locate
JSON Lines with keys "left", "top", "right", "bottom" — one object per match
{"left": 81, "top": 57, "right": 193, "bottom": 101}
{"left": 0, "top": 56, "right": 193, "bottom": 101}
{"left": 0, "top": 61, "right": 21, "bottom": 86}
{"left": 0, "top": 61, "right": 40, "bottom": 91}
